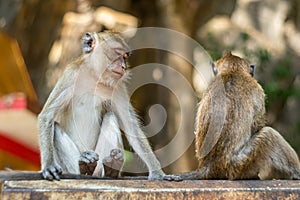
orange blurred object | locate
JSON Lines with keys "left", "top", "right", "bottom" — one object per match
{"left": 0, "top": 29, "right": 40, "bottom": 171}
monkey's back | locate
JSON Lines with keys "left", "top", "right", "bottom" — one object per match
{"left": 195, "top": 68, "right": 265, "bottom": 179}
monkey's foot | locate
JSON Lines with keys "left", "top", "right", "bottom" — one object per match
{"left": 149, "top": 170, "right": 183, "bottom": 181}
{"left": 42, "top": 164, "right": 62, "bottom": 181}
{"left": 103, "top": 149, "right": 124, "bottom": 178}
{"left": 79, "top": 151, "right": 99, "bottom": 175}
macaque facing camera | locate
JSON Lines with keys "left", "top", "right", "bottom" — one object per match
{"left": 38, "top": 31, "right": 180, "bottom": 181}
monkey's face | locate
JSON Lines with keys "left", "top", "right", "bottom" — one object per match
{"left": 82, "top": 32, "right": 131, "bottom": 86}
{"left": 103, "top": 45, "right": 131, "bottom": 80}
{"left": 212, "top": 51, "right": 255, "bottom": 77}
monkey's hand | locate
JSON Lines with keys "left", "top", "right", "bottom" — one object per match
{"left": 42, "top": 164, "right": 62, "bottom": 181}
{"left": 79, "top": 151, "right": 99, "bottom": 175}
{"left": 148, "top": 170, "right": 182, "bottom": 181}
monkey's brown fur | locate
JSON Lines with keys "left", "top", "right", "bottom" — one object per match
{"left": 182, "top": 51, "right": 300, "bottom": 180}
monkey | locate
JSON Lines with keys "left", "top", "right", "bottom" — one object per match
{"left": 38, "top": 31, "right": 181, "bottom": 181}
{"left": 180, "top": 51, "right": 300, "bottom": 180}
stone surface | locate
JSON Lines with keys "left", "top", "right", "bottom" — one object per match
{"left": 2, "top": 179, "right": 300, "bottom": 199}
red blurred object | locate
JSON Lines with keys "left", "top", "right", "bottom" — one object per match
{"left": 0, "top": 93, "right": 40, "bottom": 170}
{"left": 0, "top": 93, "right": 27, "bottom": 110}
{"left": 0, "top": 133, "right": 40, "bottom": 166}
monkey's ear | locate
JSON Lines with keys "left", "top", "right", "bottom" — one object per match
{"left": 211, "top": 61, "right": 218, "bottom": 76}
{"left": 223, "top": 50, "right": 232, "bottom": 57}
{"left": 82, "top": 32, "right": 95, "bottom": 53}
{"left": 250, "top": 64, "right": 255, "bottom": 77}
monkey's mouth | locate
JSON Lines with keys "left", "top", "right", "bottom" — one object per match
{"left": 111, "top": 69, "right": 124, "bottom": 79}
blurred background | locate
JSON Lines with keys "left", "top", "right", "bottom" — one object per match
{"left": 0, "top": 0, "right": 299, "bottom": 175}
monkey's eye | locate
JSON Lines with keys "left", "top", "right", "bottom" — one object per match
{"left": 82, "top": 32, "right": 95, "bottom": 53}
{"left": 250, "top": 64, "right": 255, "bottom": 77}
{"left": 211, "top": 61, "right": 218, "bottom": 76}
{"left": 123, "top": 51, "right": 132, "bottom": 60}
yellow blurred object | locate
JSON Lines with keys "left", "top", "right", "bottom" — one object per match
{"left": 0, "top": 29, "right": 40, "bottom": 114}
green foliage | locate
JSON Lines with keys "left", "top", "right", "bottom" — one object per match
{"left": 257, "top": 49, "right": 270, "bottom": 65}
{"left": 265, "top": 83, "right": 294, "bottom": 102}
{"left": 263, "top": 58, "right": 295, "bottom": 105}
{"left": 199, "top": 32, "right": 296, "bottom": 103}
{"left": 295, "top": 87, "right": 300, "bottom": 99}
{"left": 297, "top": 122, "right": 300, "bottom": 135}
{"left": 273, "top": 59, "right": 291, "bottom": 79}
{"left": 240, "top": 32, "right": 250, "bottom": 42}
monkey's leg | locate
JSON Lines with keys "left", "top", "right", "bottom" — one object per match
{"left": 79, "top": 151, "right": 99, "bottom": 175}
{"left": 49, "top": 123, "right": 81, "bottom": 179}
{"left": 103, "top": 149, "right": 124, "bottom": 178}
{"left": 233, "top": 126, "right": 300, "bottom": 180}
{"left": 93, "top": 112, "right": 124, "bottom": 178}
{"left": 257, "top": 127, "right": 300, "bottom": 180}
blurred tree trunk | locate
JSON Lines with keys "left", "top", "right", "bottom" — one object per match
{"left": 130, "top": 0, "right": 236, "bottom": 173}
{"left": 5, "top": 0, "right": 76, "bottom": 104}
{"left": 157, "top": 0, "right": 236, "bottom": 173}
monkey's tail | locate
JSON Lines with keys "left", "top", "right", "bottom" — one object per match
{"left": 176, "top": 170, "right": 207, "bottom": 180}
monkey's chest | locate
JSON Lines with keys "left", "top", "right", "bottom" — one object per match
{"left": 63, "top": 94, "right": 104, "bottom": 148}
{"left": 72, "top": 93, "right": 100, "bottom": 108}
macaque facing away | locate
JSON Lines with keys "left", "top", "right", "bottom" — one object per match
{"left": 38, "top": 31, "right": 180, "bottom": 181}
{"left": 181, "top": 51, "right": 300, "bottom": 180}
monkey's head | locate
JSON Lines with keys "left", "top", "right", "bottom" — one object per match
{"left": 212, "top": 51, "right": 254, "bottom": 77}
{"left": 82, "top": 31, "right": 132, "bottom": 86}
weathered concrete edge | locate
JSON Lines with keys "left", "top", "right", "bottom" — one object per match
{"left": 2, "top": 179, "right": 300, "bottom": 199}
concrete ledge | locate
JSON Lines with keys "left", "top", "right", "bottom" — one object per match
{"left": 2, "top": 180, "right": 300, "bottom": 200}
{"left": 2, "top": 179, "right": 300, "bottom": 199}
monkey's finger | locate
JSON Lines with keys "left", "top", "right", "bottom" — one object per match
{"left": 172, "top": 176, "right": 183, "bottom": 182}
{"left": 79, "top": 157, "right": 91, "bottom": 164}
{"left": 81, "top": 151, "right": 99, "bottom": 162}
{"left": 42, "top": 170, "right": 54, "bottom": 181}
{"left": 85, "top": 150, "right": 99, "bottom": 158}
{"left": 113, "top": 152, "right": 124, "bottom": 161}
{"left": 56, "top": 166, "right": 63, "bottom": 174}
{"left": 86, "top": 155, "right": 98, "bottom": 163}
{"left": 47, "top": 166, "right": 62, "bottom": 181}
{"left": 110, "top": 149, "right": 121, "bottom": 156}
{"left": 52, "top": 172, "right": 61, "bottom": 181}
{"left": 163, "top": 175, "right": 183, "bottom": 182}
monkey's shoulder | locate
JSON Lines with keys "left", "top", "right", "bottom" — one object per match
{"left": 203, "top": 74, "right": 264, "bottom": 107}
{"left": 56, "top": 65, "right": 81, "bottom": 86}
{"left": 218, "top": 73, "right": 262, "bottom": 92}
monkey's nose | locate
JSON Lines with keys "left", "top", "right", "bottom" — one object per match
{"left": 121, "top": 61, "right": 126, "bottom": 70}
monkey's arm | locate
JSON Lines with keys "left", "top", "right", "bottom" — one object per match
{"left": 117, "top": 101, "right": 181, "bottom": 181}
{"left": 195, "top": 81, "right": 228, "bottom": 159}
{"left": 38, "top": 67, "right": 76, "bottom": 180}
